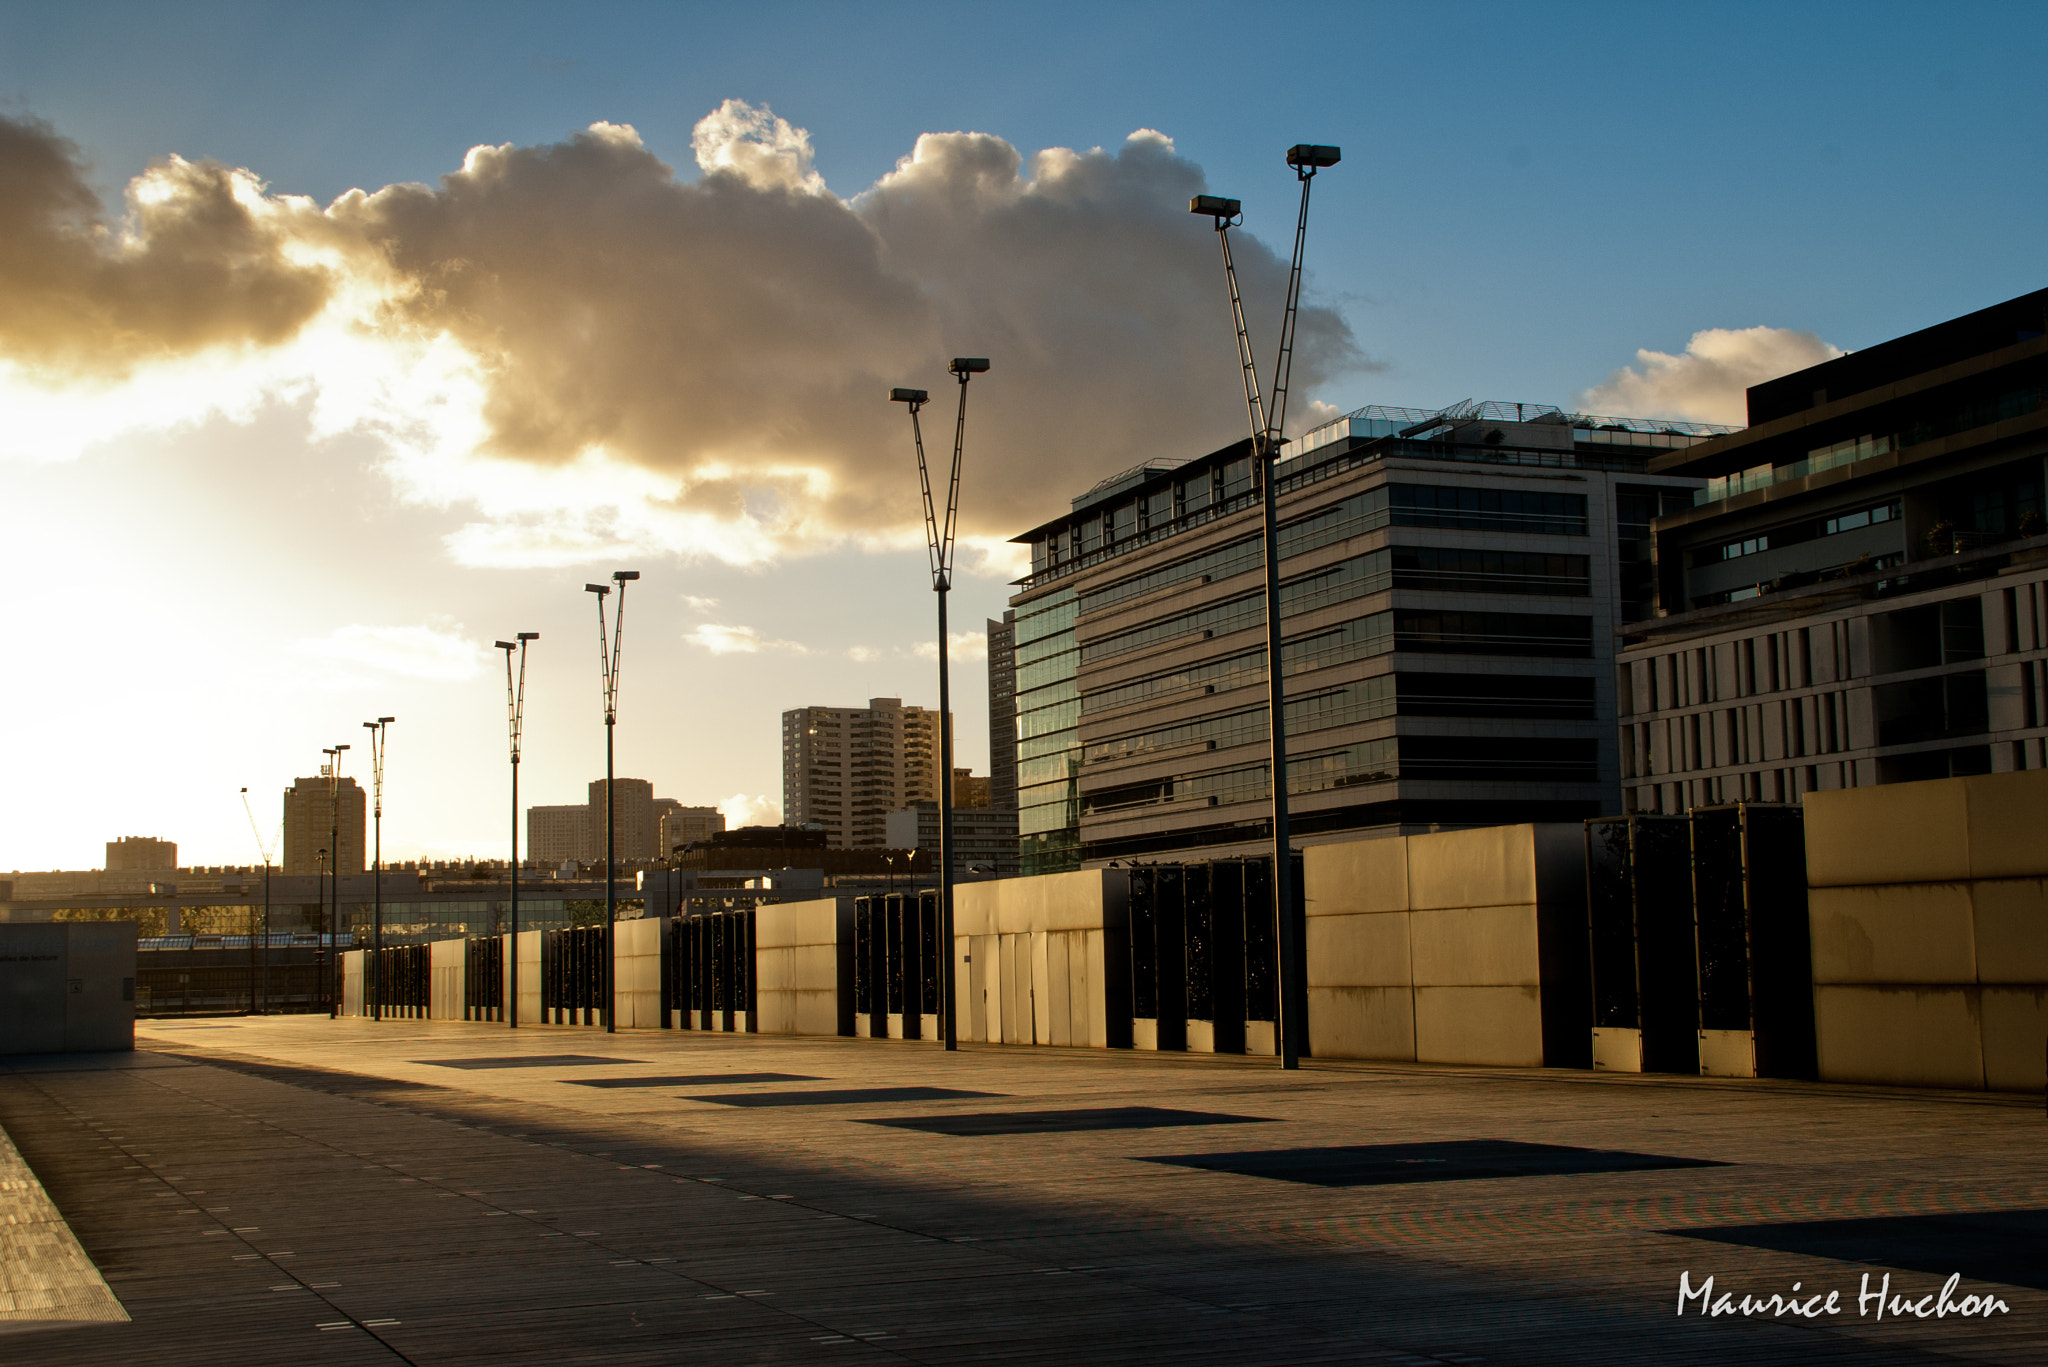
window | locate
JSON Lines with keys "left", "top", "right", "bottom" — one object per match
{"left": 1394, "top": 610, "right": 1593, "bottom": 658}
{"left": 1398, "top": 736, "right": 1599, "bottom": 782}
{"left": 1389, "top": 484, "right": 1588, "bottom": 536}
{"left": 1391, "top": 546, "right": 1591, "bottom": 595}
{"left": 1395, "top": 672, "right": 1595, "bottom": 719}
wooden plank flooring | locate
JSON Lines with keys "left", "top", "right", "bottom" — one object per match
{"left": 0, "top": 1016, "right": 2041, "bottom": 1364}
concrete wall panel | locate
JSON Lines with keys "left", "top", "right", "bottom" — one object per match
{"left": 1808, "top": 884, "right": 1977, "bottom": 984}
{"left": 60, "top": 923, "right": 135, "bottom": 1052}
{"left": 1406, "top": 826, "right": 1537, "bottom": 912}
{"left": 1805, "top": 776, "right": 1970, "bottom": 886}
{"left": 1414, "top": 985, "right": 1544, "bottom": 1067}
{"left": 429, "top": 937, "right": 465, "bottom": 1020}
{"left": 1303, "top": 835, "right": 1407, "bottom": 916}
{"left": 1812, "top": 984, "right": 1984, "bottom": 1089}
{"left": 1971, "top": 879, "right": 2048, "bottom": 983}
{"left": 1410, "top": 904, "right": 1541, "bottom": 988}
{"left": 1306, "top": 912, "right": 1410, "bottom": 988}
{"left": 1979, "top": 986, "right": 2048, "bottom": 1093}
{"left": 1965, "top": 770, "right": 2048, "bottom": 879}
{"left": 0, "top": 924, "right": 68, "bottom": 1054}
{"left": 1307, "top": 985, "right": 1413, "bottom": 1061}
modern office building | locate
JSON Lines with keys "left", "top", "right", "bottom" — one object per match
{"left": 658, "top": 804, "right": 725, "bottom": 856}
{"left": 281, "top": 775, "right": 366, "bottom": 875}
{"left": 1616, "top": 288, "right": 2048, "bottom": 810}
{"left": 782, "top": 698, "right": 945, "bottom": 848}
{"left": 884, "top": 802, "right": 1021, "bottom": 876}
{"left": 524, "top": 780, "right": 686, "bottom": 864}
{"left": 1006, "top": 400, "right": 1727, "bottom": 871}
{"left": 987, "top": 612, "right": 1018, "bottom": 812}
{"left": 105, "top": 837, "right": 175, "bottom": 871}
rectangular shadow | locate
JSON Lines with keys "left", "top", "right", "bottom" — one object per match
{"left": 416, "top": 1055, "right": 646, "bottom": 1070}
{"left": 863, "top": 1106, "right": 1277, "bottom": 1136}
{"left": 1669, "top": 1209, "right": 2048, "bottom": 1292}
{"left": 692, "top": 1087, "right": 1003, "bottom": 1107}
{"left": 564, "top": 1073, "right": 825, "bottom": 1088}
{"left": 1141, "top": 1138, "right": 1725, "bottom": 1187}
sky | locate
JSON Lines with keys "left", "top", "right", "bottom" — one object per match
{"left": 1, "top": 1, "right": 2044, "bottom": 871}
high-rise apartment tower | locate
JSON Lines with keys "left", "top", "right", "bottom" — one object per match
{"left": 782, "top": 698, "right": 945, "bottom": 848}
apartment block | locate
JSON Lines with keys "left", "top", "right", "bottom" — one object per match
{"left": 1618, "top": 288, "right": 2048, "bottom": 809}
{"left": 105, "top": 837, "right": 176, "bottom": 871}
{"left": 783, "top": 698, "right": 945, "bottom": 848}
{"left": 281, "top": 774, "right": 366, "bottom": 875}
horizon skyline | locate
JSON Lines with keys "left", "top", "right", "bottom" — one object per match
{"left": 2, "top": 3, "right": 2043, "bottom": 870}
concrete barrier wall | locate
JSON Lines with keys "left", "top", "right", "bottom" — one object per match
{"left": 514, "top": 930, "right": 541, "bottom": 1027}
{"left": 340, "top": 950, "right": 364, "bottom": 1017}
{"left": 756, "top": 898, "right": 853, "bottom": 1036}
{"left": 0, "top": 922, "right": 135, "bottom": 1054}
{"left": 615, "top": 918, "right": 667, "bottom": 1030}
{"left": 1804, "top": 769, "right": 2048, "bottom": 1092}
{"left": 954, "top": 870, "right": 1131, "bottom": 1048}
{"left": 1303, "top": 824, "right": 1589, "bottom": 1068}
{"left": 429, "top": 938, "right": 466, "bottom": 1020}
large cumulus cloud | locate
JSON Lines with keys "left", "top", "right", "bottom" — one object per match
{"left": 1577, "top": 325, "right": 1843, "bottom": 427}
{"left": 0, "top": 102, "right": 1363, "bottom": 569}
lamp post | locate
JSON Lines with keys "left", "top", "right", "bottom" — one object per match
{"left": 240, "top": 788, "right": 275, "bottom": 1014}
{"left": 315, "top": 845, "right": 329, "bottom": 1014}
{"left": 496, "top": 634, "right": 538, "bottom": 1027}
{"left": 892, "top": 357, "right": 986, "bottom": 1052}
{"left": 586, "top": 570, "right": 637, "bottom": 1033}
{"left": 362, "top": 718, "right": 395, "bottom": 1020}
{"left": 323, "top": 744, "right": 350, "bottom": 1018}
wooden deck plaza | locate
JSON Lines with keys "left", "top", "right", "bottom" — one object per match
{"left": 1, "top": 1016, "right": 2042, "bottom": 1365}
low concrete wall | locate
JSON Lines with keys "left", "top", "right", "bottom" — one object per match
{"left": 429, "top": 938, "right": 466, "bottom": 1020}
{"left": 756, "top": 898, "right": 853, "bottom": 1036}
{"left": 614, "top": 918, "right": 667, "bottom": 1030}
{"left": 514, "top": 930, "right": 541, "bottom": 1028}
{"left": 1303, "top": 824, "right": 1589, "bottom": 1068}
{"left": 1805, "top": 769, "right": 2048, "bottom": 1092}
{"left": 954, "top": 870, "right": 1131, "bottom": 1048}
{"left": 0, "top": 922, "right": 135, "bottom": 1054}
{"left": 340, "top": 950, "right": 364, "bottom": 1017}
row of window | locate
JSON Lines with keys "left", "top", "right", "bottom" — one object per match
{"left": 1080, "top": 734, "right": 1602, "bottom": 815}
{"left": 1695, "top": 499, "right": 1902, "bottom": 567}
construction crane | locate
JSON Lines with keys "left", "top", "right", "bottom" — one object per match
{"left": 1189, "top": 142, "right": 1340, "bottom": 1072}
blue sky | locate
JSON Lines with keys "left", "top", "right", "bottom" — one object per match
{"left": 1, "top": 2, "right": 2042, "bottom": 868}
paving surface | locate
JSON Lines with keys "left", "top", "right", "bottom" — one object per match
{"left": 0, "top": 1016, "right": 2043, "bottom": 1365}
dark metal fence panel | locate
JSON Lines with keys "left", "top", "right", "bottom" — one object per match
{"left": 135, "top": 961, "right": 326, "bottom": 1016}
{"left": 1744, "top": 805, "right": 1818, "bottom": 1079}
{"left": 1632, "top": 817, "right": 1699, "bottom": 1074}
{"left": 1209, "top": 860, "right": 1249, "bottom": 1054}
{"left": 915, "top": 891, "right": 938, "bottom": 1029}
{"left": 465, "top": 936, "right": 502, "bottom": 1020}
{"left": 1691, "top": 806, "right": 1749, "bottom": 1038}
{"left": 1124, "top": 854, "right": 1296, "bottom": 1054}
{"left": 1586, "top": 818, "right": 1639, "bottom": 1030}
{"left": 1129, "top": 868, "right": 1158, "bottom": 1021}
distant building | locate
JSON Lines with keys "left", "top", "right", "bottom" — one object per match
{"left": 105, "top": 837, "right": 175, "bottom": 871}
{"left": 526, "top": 804, "right": 590, "bottom": 863}
{"left": 669, "top": 823, "right": 920, "bottom": 879}
{"left": 782, "top": 698, "right": 945, "bottom": 848}
{"left": 952, "top": 769, "right": 991, "bottom": 809}
{"left": 282, "top": 774, "right": 366, "bottom": 875}
{"left": 988, "top": 612, "right": 1018, "bottom": 812}
{"left": 658, "top": 805, "right": 725, "bottom": 855}
{"left": 1617, "top": 287, "right": 2048, "bottom": 808}
{"left": 884, "top": 803, "right": 1021, "bottom": 876}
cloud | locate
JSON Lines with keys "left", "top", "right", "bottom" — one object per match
{"left": 684, "top": 623, "right": 808, "bottom": 655}
{"left": 680, "top": 595, "right": 719, "bottom": 611}
{"left": 718, "top": 792, "right": 782, "bottom": 829}
{"left": 296, "top": 620, "right": 485, "bottom": 680}
{"left": 0, "top": 106, "right": 1364, "bottom": 567}
{"left": 912, "top": 630, "right": 990, "bottom": 662}
{"left": 1577, "top": 326, "right": 1844, "bottom": 426}
{"left": 846, "top": 645, "right": 880, "bottom": 662}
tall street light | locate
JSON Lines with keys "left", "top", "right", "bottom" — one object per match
{"left": 586, "top": 570, "right": 637, "bottom": 1033}
{"left": 892, "top": 356, "right": 986, "bottom": 1052}
{"left": 1190, "top": 142, "right": 1338, "bottom": 1070}
{"left": 496, "top": 633, "right": 538, "bottom": 1027}
{"left": 362, "top": 717, "right": 395, "bottom": 1020}
{"left": 240, "top": 788, "right": 276, "bottom": 1014}
{"left": 323, "top": 743, "right": 349, "bottom": 1017}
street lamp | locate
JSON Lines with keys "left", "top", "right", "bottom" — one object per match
{"left": 239, "top": 788, "right": 276, "bottom": 1014}
{"left": 496, "top": 634, "right": 538, "bottom": 1027}
{"left": 891, "top": 356, "right": 987, "bottom": 1052}
{"left": 362, "top": 717, "right": 395, "bottom": 1020}
{"left": 586, "top": 570, "right": 637, "bottom": 1033}
{"left": 323, "top": 744, "right": 350, "bottom": 1018}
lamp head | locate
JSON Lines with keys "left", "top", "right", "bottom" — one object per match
{"left": 336, "top": 744, "right": 350, "bottom": 752}
{"left": 517, "top": 632, "right": 539, "bottom": 641}
{"left": 495, "top": 640, "right": 516, "bottom": 651}
{"left": 585, "top": 583, "right": 609, "bottom": 596}
{"left": 889, "top": 387, "right": 929, "bottom": 405}
{"left": 949, "top": 357, "right": 990, "bottom": 376}
{"left": 364, "top": 721, "right": 376, "bottom": 730}
{"left": 379, "top": 716, "right": 395, "bottom": 724}
{"left": 613, "top": 570, "right": 639, "bottom": 582}
{"left": 1286, "top": 143, "right": 1341, "bottom": 169}
{"left": 1189, "top": 194, "right": 1241, "bottom": 219}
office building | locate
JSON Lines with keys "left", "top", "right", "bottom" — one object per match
{"left": 885, "top": 802, "right": 1021, "bottom": 876}
{"left": 1006, "top": 400, "right": 1725, "bottom": 871}
{"left": 1617, "top": 288, "right": 2048, "bottom": 809}
{"left": 987, "top": 612, "right": 1018, "bottom": 812}
{"left": 658, "top": 804, "right": 725, "bottom": 855}
{"left": 105, "top": 837, "right": 175, "bottom": 871}
{"left": 952, "top": 769, "right": 992, "bottom": 809}
{"left": 282, "top": 774, "right": 366, "bottom": 875}
{"left": 525, "top": 781, "right": 690, "bottom": 864}
{"left": 782, "top": 698, "right": 945, "bottom": 848}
